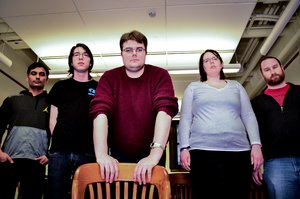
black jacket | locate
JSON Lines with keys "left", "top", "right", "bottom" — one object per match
{"left": 0, "top": 90, "right": 50, "bottom": 160}
{"left": 251, "top": 83, "right": 300, "bottom": 160}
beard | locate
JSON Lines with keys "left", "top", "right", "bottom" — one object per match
{"left": 263, "top": 72, "right": 285, "bottom": 86}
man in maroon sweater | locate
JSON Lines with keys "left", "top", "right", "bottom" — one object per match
{"left": 89, "top": 30, "right": 178, "bottom": 185}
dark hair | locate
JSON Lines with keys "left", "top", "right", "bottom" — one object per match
{"left": 119, "top": 30, "right": 148, "bottom": 52}
{"left": 260, "top": 56, "right": 282, "bottom": 73}
{"left": 27, "top": 62, "right": 49, "bottom": 79}
{"left": 68, "top": 43, "right": 94, "bottom": 79}
{"left": 199, "top": 49, "right": 226, "bottom": 82}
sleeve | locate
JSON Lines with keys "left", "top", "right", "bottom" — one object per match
{"left": 89, "top": 71, "right": 115, "bottom": 120}
{"left": 152, "top": 69, "right": 178, "bottom": 117}
{"left": 0, "top": 97, "right": 11, "bottom": 141}
{"left": 237, "top": 82, "right": 261, "bottom": 146}
{"left": 178, "top": 84, "right": 193, "bottom": 149}
{"left": 46, "top": 81, "right": 62, "bottom": 107}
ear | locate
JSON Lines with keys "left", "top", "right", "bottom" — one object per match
{"left": 26, "top": 75, "right": 29, "bottom": 82}
{"left": 260, "top": 73, "right": 264, "bottom": 78}
{"left": 46, "top": 78, "right": 49, "bottom": 84}
{"left": 281, "top": 65, "right": 284, "bottom": 70}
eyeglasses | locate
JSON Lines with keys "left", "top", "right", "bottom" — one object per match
{"left": 73, "top": 52, "right": 89, "bottom": 58}
{"left": 203, "top": 57, "right": 219, "bottom": 63}
{"left": 122, "top": 47, "right": 145, "bottom": 54}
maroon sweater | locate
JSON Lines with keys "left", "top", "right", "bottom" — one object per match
{"left": 89, "top": 65, "right": 178, "bottom": 159}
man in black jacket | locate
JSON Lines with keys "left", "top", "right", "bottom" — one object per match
{"left": 251, "top": 56, "right": 300, "bottom": 199}
{"left": 0, "top": 63, "right": 50, "bottom": 199}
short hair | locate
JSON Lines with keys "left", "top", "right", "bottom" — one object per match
{"left": 199, "top": 49, "right": 226, "bottom": 82}
{"left": 27, "top": 62, "right": 49, "bottom": 79}
{"left": 119, "top": 30, "right": 148, "bottom": 52}
{"left": 260, "top": 56, "right": 282, "bottom": 73}
{"left": 68, "top": 43, "right": 94, "bottom": 79}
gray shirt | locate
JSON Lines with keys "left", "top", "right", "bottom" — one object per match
{"left": 179, "top": 80, "right": 261, "bottom": 151}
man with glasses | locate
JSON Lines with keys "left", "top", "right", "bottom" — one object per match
{"left": 90, "top": 30, "right": 178, "bottom": 185}
{"left": 0, "top": 63, "right": 50, "bottom": 199}
{"left": 47, "top": 43, "right": 98, "bottom": 199}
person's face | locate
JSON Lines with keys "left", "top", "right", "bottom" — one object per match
{"left": 26, "top": 67, "right": 49, "bottom": 89}
{"left": 261, "top": 58, "right": 285, "bottom": 86}
{"left": 71, "top": 47, "right": 91, "bottom": 73}
{"left": 202, "top": 52, "right": 223, "bottom": 78}
{"left": 121, "top": 40, "right": 147, "bottom": 74}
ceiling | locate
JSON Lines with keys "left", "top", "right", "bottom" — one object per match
{"left": 0, "top": 0, "right": 300, "bottom": 101}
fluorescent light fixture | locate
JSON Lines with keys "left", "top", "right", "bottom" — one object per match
{"left": 49, "top": 72, "right": 104, "bottom": 79}
{"left": 0, "top": 52, "right": 12, "bottom": 68}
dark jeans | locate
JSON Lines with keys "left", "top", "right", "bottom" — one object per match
{"left": 0, "top": 158, "right": 46, "bottom": 199}
{"left": 47, "top": 152, "right": 96, "bottom": 199}
{"left": 189, "top": 150, "right": 252, "bottom": 199}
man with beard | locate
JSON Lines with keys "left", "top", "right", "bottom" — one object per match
{"left": 251, "top": 56, "right": 300, "bottom": 199}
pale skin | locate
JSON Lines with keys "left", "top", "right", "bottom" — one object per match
{"left": 0, "top": 67, "right": 49, "bottom": 165}
{"left": 93, "top": 40, "right": 172, "bottom": 184}
{"left": 252, "top": 58, "right": 286, "bottom": 185}
{"left": 180, "top": 52, "right": 264, "bottom": 171}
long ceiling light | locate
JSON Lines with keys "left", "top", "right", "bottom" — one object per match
{"left": 49, "top": 64, "right": 240, "bottom": 79}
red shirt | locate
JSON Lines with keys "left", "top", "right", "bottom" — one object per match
{"left": 264, "top": 84, "right": 290, "bottom": 107}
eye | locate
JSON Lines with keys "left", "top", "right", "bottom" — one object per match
{"left": 83, "top": 53, "right": 89, "bottom": 57}
{"left": 124, "top": 48, "right": 133, "bottom": 53}
{"left": 31, "top": 71, "right": 37, "bottom": 75}
{"left": 73, "top": 53, "right": 80, "bottom": 57}
{"left": 136, "top": 48, "right": 144, "bottom": 52}
{"left": 39, "top": 72, "right": 46, "bottom": 76}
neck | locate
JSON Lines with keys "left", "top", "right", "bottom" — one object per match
{"left": 73, "top": 72, "right": 90, "bottom": 82}
{"left": 206, "top": 76, "right": 222, "bottom": 83}
{"left": 267, "top": 81, "right": 287, "bottom": 89}
{"left": 125, "top": 66, "right": 145, "bottom": 78}
{"left": 29, "top": 88, "right": 44, "bottom": 96}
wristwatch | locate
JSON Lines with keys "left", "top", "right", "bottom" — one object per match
{"left": 150, "top": 142, "right": 165, "bottom": 150}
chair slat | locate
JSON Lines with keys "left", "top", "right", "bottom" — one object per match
{"left": 132, "top": 182, "right": 138, "bottom": 199}
{"left": 116, "top": 181, "right": 120, "bottom": 199}
{"left": 105, "top": 182, "right": 110, "bottom": 199}
{"left": 124, "top": 182, "right": 128, "bottom": 199}
{"left": 148, "top": 185, "right": 155, "bottom": 199}
{"left": 97, "top": 183, "right": 102, "bottom": 199}
{"left": 141, "top": 185, "right": 147, "bottom": 199}
{"left": 88, "top": 184, "right": 95, "bottom": 199}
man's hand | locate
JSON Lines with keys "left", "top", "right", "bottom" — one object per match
{"left": 134, "top": 148, "right": 161, "bottom": 185}
{"left": 35, "top": 155, "right": 48, "bottom": 165}
{"left": 252, "top": 168, "right": 263, "bottom": 185}
{"left": 97, "top": 154, "right": 119, "bottom": 183}
{"left": 180, "top": 150, "right": 191, "bottom": 171}
{"left": 0, "top": 151, "right": 13, "bottom": 163}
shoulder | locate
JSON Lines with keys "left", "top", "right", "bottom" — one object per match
{"left": 145, "top": 64, "right": 168, "bottom": 74}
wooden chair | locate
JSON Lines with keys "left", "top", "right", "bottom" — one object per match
{"left": 169, "top": 173, "right": 194, "bottom": 199}
{"left": 71, "top": 163, "right": 171, "bottom": 199}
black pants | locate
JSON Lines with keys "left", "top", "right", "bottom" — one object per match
{"left": 0, "top": 158, "right": 46, "bottom": 199}
{"left": 190, "top": 150, "right": 252, "bottom": 199}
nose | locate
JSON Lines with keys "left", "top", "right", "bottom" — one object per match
{"left": 132, "top": 49, "right": 137, "bottom": 55}
{"left": 210, "top": 58, "right": 214, "bottom": 63}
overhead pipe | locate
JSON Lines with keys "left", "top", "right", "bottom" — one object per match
{"left": 260, "top": 0, "right": 300, "bottom": 55}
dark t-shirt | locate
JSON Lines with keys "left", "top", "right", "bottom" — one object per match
{"left": 47, "top": 78, "right": 97, "bottom": 154}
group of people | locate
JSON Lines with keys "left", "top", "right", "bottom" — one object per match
{"left": 0, "top": 29, "right": 299, "bottom": 199}
{"left": 179, "top": 50, "right": 300, "bottom": 199}
{"left": 0, "top": 30, "right": 178, "bottom": 199}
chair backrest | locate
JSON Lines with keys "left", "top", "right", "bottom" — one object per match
{"left": 71, "top": 163, "right": 171, "bottom": 199}
{"left": 169, "top": 173, "right": 194, "bottom": 199}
